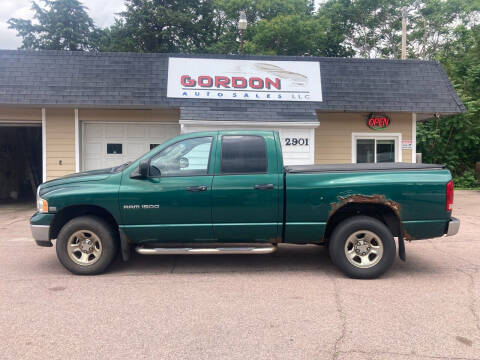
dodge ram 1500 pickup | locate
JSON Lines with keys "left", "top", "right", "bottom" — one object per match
{"left": 31, "top": 130, "right": 460, "bottom": 278}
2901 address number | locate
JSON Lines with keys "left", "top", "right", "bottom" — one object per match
{"left": 284, "top": 138, "right": 309, "bottom": 146}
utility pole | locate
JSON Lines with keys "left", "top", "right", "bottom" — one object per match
{"left": 401, "top": 7, "right": 407, "bottom": 59}
{"left": 401, "top": 1, "right": 420, "bottom": 59}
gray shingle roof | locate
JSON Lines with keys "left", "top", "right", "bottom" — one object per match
{"left": 0, "top": 50, "right": 465, "bottom": 122}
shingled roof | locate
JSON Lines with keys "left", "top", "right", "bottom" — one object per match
{"left": 0, "top": 50, "right": 464, "bottom": 123}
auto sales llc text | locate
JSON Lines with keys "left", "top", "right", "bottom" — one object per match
{"left": 180, "top": 90, "right": 311, "bottom": 100}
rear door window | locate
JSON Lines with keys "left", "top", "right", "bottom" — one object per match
{"left": 220, "top": 135, "right": 267, "bottom": 174}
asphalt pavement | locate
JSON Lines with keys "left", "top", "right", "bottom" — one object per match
{"left": 1, "top": 191, "right": 479, "bottom": 359}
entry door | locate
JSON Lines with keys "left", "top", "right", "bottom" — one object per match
{"left": 119, "top": 136, "right": 215, "bottom": 243}
{"left": 211, "top": 134, "right": 281, "bottom": 242}
{"left": 82, "top": 122, "right": 179, "bottom": 170}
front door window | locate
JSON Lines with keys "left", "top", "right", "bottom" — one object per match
{"left": 150, "top": 136, "right": 213, "bottom": 177}
{"left": 356, "top": 138, "right": 396, "bottom": 163}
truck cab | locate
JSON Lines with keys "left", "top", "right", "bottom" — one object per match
{"left": 120, "top": 130, "right": 283, "bottom": 243}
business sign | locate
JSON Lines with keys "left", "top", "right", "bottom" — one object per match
{"left": 167, "top": 57, "right": 322, "bottom": 102}
{"left": 402, "top": 139, "right": 414, "bottom": 150}
{"left": 367, "top": 114, "right": 391, "bottom": 130}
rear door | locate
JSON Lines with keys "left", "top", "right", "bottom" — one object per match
{"left": 211, "top": 131, "right": 281, "bottom": 242}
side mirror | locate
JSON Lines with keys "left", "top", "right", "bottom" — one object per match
{"left": 179, "top": 157, "right": 189, "bottom": 169}
{"left": 139, "top": 160, "right": 150, "bottom": 177}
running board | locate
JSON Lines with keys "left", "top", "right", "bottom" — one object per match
{"left": 135, "top": 244, "right": 277, "bottom": 255}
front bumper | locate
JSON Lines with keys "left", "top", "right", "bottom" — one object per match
{"left": 446, "top": 217, "right": 460, "bottom": 236}
{"left": 31, "top": 224, "right": 52, "bottom": 247}
{"left": 30, "top": 212, "right": 55, "bottom": 247}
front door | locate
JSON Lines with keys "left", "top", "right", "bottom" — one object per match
{"left": 211, "top": 133, "right": 281, "bottom": 242}
{"left": 119, "top": 135, "right": 216, "bottom": 243}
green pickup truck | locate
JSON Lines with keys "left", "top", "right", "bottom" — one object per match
{"left": 31, "top": 130, "right": 459, "bottom": 278}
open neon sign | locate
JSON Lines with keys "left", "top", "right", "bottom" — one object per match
{"left": 367, "top": 114, "right": 391, "bottom": 130}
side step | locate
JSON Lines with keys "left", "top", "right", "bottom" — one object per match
{"left": 135, "top": 244, "right": 277, "bottom": 255}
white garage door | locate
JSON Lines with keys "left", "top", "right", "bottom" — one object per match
{"left": 82, "top": 122, "right": 180, "bottom": 171}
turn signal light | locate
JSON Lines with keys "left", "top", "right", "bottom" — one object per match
{"left": 446, "top": 180, "right": 454, "bottom": 212}
{"left": 37, "top": 198, "right": 48, "bottom": 213}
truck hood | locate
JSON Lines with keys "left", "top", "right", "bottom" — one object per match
{"left": 39, "top": 168, "right": 114, "bottom": 193}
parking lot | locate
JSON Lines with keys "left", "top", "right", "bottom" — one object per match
{"left": 1, "top": 191, "right": 479, "bottom": 360}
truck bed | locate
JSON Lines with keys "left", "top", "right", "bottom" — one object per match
{"left": 283, "top": 162, "right": 451, "bottom": 243}
{"left": 284, "top": 163, "right": 445, "bottom": 174}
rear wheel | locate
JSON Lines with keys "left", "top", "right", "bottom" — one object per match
{"left": 56, "top": 216, "right": 118, "bottom": 275}
{"left": 329, "top": 216, "right": 395, "bottom": 279}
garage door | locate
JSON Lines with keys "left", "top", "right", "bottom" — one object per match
{"left": 82, "top": 123, "right": 180, "bottom": 171}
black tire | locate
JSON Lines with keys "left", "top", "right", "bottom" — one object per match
{"left": 56, "top": 215, "right": 118, "bottom": 275}
{"left": 329, "top": 216, "right": 395, "bottom": 279}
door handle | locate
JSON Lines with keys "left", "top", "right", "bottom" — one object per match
{"left": 186, "top": 185, "right": 207, "bottom": 192}
{"left": 253, "top": 183, "right": 274, "bottom": 190}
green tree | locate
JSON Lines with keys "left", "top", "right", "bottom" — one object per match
{"left": 319, "top": 0, "right": 480, "bottom": 60}
{"left": 206, "top": 0, "right": 313, "bottom": 54}
{"left": 207, "top": 0, "right": 349, "bottom": 56}
{"left": 319, "top": 0, "right": 409, "bottom": 59}
{"left": 213, "top": 0, "right": 314, "bottom": 22}
{"left": 244, "top": 14, "right": 351, "bottom": 56}
{"left": 408, "top": 0, "right": 480, "bottom": 59}
{"left": 100, "top": 0, "right": 351, "bottom": 56}
{"left": 8, "top": 0, "right": 99, "bottom": 51}
{"left": 417, "top": 25, "right": 480, "bottom": 176}
{"left": 99, "top": 0, "right": 219, "bottom": 53}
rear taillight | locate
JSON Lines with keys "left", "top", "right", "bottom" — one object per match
{"left": 446, "top": 180, "right": 454, "bottom": 212}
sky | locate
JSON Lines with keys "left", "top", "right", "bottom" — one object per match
{"left": 0, "top": 0, "right": 324, "bottom": 50}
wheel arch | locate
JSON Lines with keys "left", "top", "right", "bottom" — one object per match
{"left": 324, "top": 201, "right": 406, "bottom": 260}
{"left": 50, "top": 205, "right": 119, "bottom": 241}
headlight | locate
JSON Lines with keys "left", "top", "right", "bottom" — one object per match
{"left": 37, "top": 197, "right": 48, "bottom": 213}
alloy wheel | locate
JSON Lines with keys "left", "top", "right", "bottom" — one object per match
{"left": 66, "top": 230, "right": 103, "bottom": 266}
{"left": 344, "top": 230, "right": 384, "bottom": 269}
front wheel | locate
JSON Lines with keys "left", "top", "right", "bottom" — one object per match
{"left": 56, "top": 216, "right": 118, "bottom": 275}
{"left": 329, "top": 216, "right": 396, "bottom": 279}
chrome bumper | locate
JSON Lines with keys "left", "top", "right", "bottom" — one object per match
{"left": 446, "top": 217, "right": 460, "bottom": 236}
{"left": 31, "top": 224, "right": 52, "bottom": 247}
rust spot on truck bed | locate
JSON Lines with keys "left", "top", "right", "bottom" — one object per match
{"left": 329, "top": 194, "right": 411, "bottom": 240}
{"left": 329, "top": 194, "right": 401, "bottom": 217}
